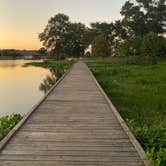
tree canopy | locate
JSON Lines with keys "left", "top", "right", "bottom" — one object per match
{"left": 39, "top": 14, "right": 87, "bottom": 59}
{"left": 121, "top": 0, "right": 166, "bottom": 37}
{"left": 39, "top": 0, "right": 166, "bottom": 59}
{"left": 92, "top": 35, "right": 110, "bottom": 57}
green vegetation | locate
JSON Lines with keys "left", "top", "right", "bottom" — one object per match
{"left": 116, "top": 40, "right": 131, "bottom": 57}
{"left": 0, "top": 54, "right": 23, "bottom": 60}
{"left": 87, "top": 59, "right": 166, "bottom": 166}
{"left": 92, "top": 35, "right": 110, "bottom": 57}
{"left": 25, "top": 60, "right": 75, "bottom": 70}
{"left": 39, "top": 14, "right": 87, "bottom": 59}
{"left": 39, "top": 0, "right": 165, "bottom": 62}
{"left": 0, "top": 114, "right": 22, "bottom": 141}
{"left": 0, "top": 49, "right": 24, "bottom": 60}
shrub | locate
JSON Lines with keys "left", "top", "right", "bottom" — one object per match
{"left": 0, "top": 114, "right": 22, "bottom": 141}
{"left": 158, "top": 36, "right": 166, "bottom": 57}
{"left": 127, "top": 120, "right": 166, "bottom": 166}
{"left": 141, "top": 32, "right": 160, "bottom": 64}
{"left": 116, "top": 40, "right": 131, "bottom": 56}
{"left": 92, "top": 35, "right": 110, "bottom": 57}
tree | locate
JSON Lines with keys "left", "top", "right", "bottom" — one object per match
{"left": 39, "top": 14, "right": 70, "bottom": 60}
{"left": 141, "top": 32, "right": 160, "bottom": 64}
{"left": 113, "top": 20, "right": 127, "bottom": 40}
{"left": 92, "top": 35, "right": 110, "bottom": 57}
{"left": 90, "top": 22, "right": 115, "bottom": 43}
{"left": 158, "top": 36, "right": 166, "bottom": 56}
{"left": 39, "top": 13, "right": 87, "bottom": 59}
{"left": 38, "top": 47, "right": 47, "bottom": 55}
{"left": 116, "top": 40, "right": 131, "bottom": 56}
{"left": 121, "top": 0, "right": 166, "bottom": 38}
{"left": 65, "top": 23, "right": 87, "bottom": 57}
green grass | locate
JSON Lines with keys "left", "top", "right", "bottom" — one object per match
{"left": 0, "top": 114, "right": 22, "bottom": 141}
{"left": 24, "top": 60, "right": 75, "bottom": 70}
{"left": 87, "top": 59, "right": 166, "bottom": 166}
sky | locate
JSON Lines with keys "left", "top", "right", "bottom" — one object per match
{"left": 0, "top": 0, "right": 126, "bottom": 50}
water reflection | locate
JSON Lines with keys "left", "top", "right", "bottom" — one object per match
{"left": 0, "top": 60, "right": 51, "bottom": 117}
{"left": 39, "top": 68, "right": 66, "bottom": 94}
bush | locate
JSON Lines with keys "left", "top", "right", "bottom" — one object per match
{"left": 0, "top": 114, "right": 22, "bottom": 141}
{"left": 92, "top": 35, "right": 110, "bottom": 57}
{"left": 141, "top": 32, "right": 160, "bottom": 64}
{"left": 158, "top": 36, "right": 166, "bottom": 57}
{"left": 127, "top": 120, "right": 166, "bottom": 166}
{"left": 116, "top": 40, "right": 131, "bottom": 56}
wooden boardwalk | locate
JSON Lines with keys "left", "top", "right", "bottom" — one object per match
{"left": 0, "top": 62, "right": 149, "bottom": 166}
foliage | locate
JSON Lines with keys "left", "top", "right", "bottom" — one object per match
{"left": 157, "top": 36, "right": 166, "bottom": 57}
{"left": 39, "top": 13, "right": 87, "bottom": 59}
{"left": 25, "top": 60, "right": 75, "bottom": 70}
{"left": 141, "top": 32, "right": 160, "bottom": 64}
{"left": 87, "top": 59, "right": 166, "bottom": 166}
{"left": 127, "top": 120, "right": 166, "bottom": 166}
{"left": 116, "top": 40, "right": 131, "bottom": 56}
{"left": 121, "top": 0, "right": 166, "bottom": 38}
{"left": 65, "top": 23, "right": 87, "bottom": 57}
{"left": 38, "top": 47, "right": 47, "bottom": 55}
{"left": 90, "top": 22, "right": 114, "bottom": 42}
{"left": 92, "top": 35, "right": 110, "bottom": 57}
{"left": 0, "top": 114, "right": 22, "bottom": 141}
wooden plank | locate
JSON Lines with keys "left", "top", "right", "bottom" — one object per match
{"left": 0, "top": 161, "right": 144, "bottom": 166}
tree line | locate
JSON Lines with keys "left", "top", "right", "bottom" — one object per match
{"left": 39, "top": 0, "right": 166, "bottom": 63}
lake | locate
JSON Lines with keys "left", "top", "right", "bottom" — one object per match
{"left": 0, "top": 60, "right": 52, "bottom": 117}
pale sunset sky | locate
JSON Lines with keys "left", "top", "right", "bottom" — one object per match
{"left": 0, "top": 0, "right": 126, "bottom": 50}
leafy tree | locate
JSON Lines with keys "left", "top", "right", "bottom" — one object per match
{"left": 65, "top": 23, "right": 87, "bottom": 57}
{"left": 157, "top": 36, "right": 166, "bottom": 56}
{"left": 39, "top": 14, "right": 70, "bottom": 60}
{"left": 90, "top": 22, "right": 115, "bottom": 44}
{"left": 116, "top": 40, "right": 131, "bottom": 56}
{"left": 113, "top": 20, "right": 127, "bottom": 40}
{"left": 121, "top": 0, "right": 166, "bottom": 38}
{"left": 92, "top": 35, "right": 110, "bottom": 57}
{"left": 141, "top": 32, "right": 160, "bottom": 64}
{"left": 39, "top": 13, "right": 87, "bottom": 59}
{"left": 121, "top": 1, "right": 147, "bottom": 37}
{"left": 38, "top": 47, "right": 47, "bottom": 55}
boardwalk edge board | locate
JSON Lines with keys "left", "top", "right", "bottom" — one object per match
{"left": 0, "top": 63, "right": 74, "bottom": 151}
{"left": 85, "top": 62, "right": 151, "bottom": 166}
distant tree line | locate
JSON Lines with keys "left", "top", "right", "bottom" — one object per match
{"left": 0, "top": 49, "right": 23, "bottom": 59}
{"left": 39, "top": 0, "right": 166, "bottom": 63}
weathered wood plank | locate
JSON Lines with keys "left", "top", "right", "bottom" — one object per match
{"left": 0, "top": 161, "right": 145, "bottom": 166}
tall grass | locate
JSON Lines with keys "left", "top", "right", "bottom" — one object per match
{"left": 87, "top": 59, "right": 166, "bottom": 166}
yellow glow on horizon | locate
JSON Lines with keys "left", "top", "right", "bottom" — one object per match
{"left": 0, "top": 32, "right": 42, "bottom": 50}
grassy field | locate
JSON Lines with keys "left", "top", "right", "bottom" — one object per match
{"left": 87, "top": 58, "right": 166, "bottom": 166}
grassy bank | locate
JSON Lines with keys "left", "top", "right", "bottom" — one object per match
{"left": 24, "top": 60, "right": 75, "bottom": 69}
{"left": 87, "top": 59, "right": 166, "bottom": 166}
{"left": 0, "top": 114, "right": 22, "bottom": 141}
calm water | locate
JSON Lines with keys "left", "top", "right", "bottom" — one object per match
{"left": 0, "top": 60, "right": 52, "bottom": 117}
